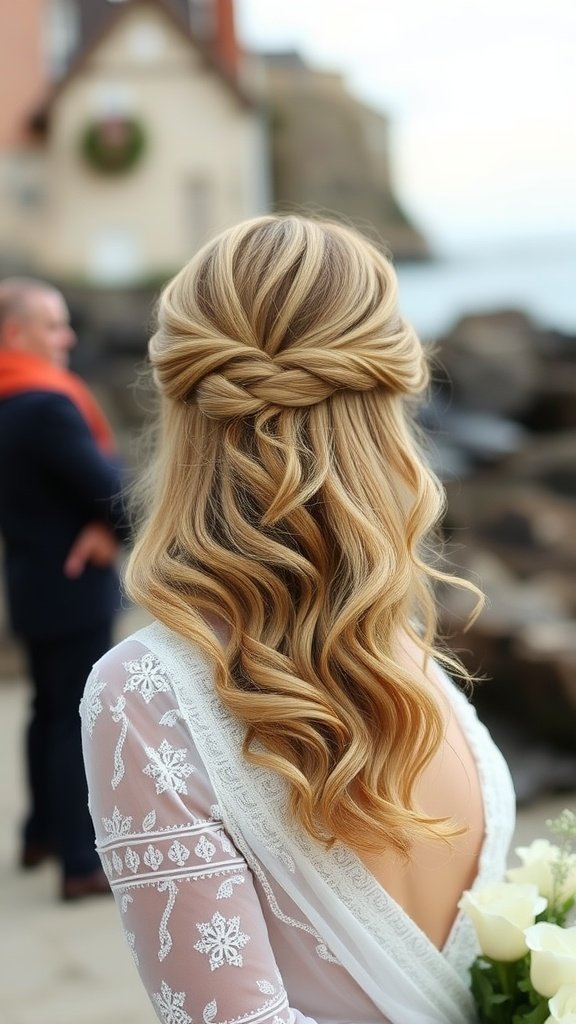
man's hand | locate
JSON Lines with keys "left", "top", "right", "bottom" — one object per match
{"left": 64, "top": 522, "right": 120, "bottom": 579}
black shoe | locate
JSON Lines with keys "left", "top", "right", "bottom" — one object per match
{"left": 61, "top": 868, "right": 111, "bottom": 901}
{"left": 20, "top": 841, "right": 55, "bottom": 869}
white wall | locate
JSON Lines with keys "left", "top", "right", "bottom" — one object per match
{"left": 34, "top": 2, "right": 268, "bottom": 283}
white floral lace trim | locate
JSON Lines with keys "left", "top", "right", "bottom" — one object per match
{"left": 104, "top": 853, "right": 245, "bottom": 889}
{"left": 98, "top": 810, "right": 246, "bottom": 887}
{"left": 99, "top": 812, "right": 224, "bottom": 848}
{"left": 201, "top": 989, "right": 289, "bottom": 1024}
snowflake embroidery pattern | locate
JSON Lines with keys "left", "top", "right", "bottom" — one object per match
{"left": 123, "top": 652, "right": 171, "bottom": 703}
{"left": 80, "top": 672, "right": 106, "bottom": 736}
{"left": 143, "top": 739, "right": 195, "bottom": 795}
{"left": 102, "top": 806, "right": 133, "bottom": 840}
{"left": 194, "top": 911, "right": 250, "bottom": 971}
{"left": 153, "top": 980, "right": 192, "bottom": 1024}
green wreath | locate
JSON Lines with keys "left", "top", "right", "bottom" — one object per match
{"left": 80, "top": 117, "right": 146, "bottom": 175}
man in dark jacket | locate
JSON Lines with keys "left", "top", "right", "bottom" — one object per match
{"left": 0, "top": 277, "right": 130, "bottom": 900}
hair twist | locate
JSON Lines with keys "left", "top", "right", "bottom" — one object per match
{"left": 151, "top": 323, "right": 427, "bottom": 421}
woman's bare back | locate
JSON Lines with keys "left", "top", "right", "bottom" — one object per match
{"left": 357, "top": 635, "right": 485, "bottom": 949}
{"left": 208, "top": 611, "right": 485, "bottom": 949}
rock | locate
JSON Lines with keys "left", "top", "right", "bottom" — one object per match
{"left": 499, "top": 432, "right": 576, "bottom": 499}
{"left": 440, "top": 410, "right": 527, "bottom": 462}
{"left": 438, "top": 311, "right": 541, "bottom": 418}
{"left": 522, "top": 363, "right": 576, "bottom": 432}
{"left": 439, "top": 548, "right": 569, "bottom": 638}
{"left": 444, "top": 476, "right": 576, "bottom": 576}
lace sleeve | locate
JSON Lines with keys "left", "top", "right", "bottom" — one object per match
{"left": 81, "top": 637, "right": 318, "bottom": 1024}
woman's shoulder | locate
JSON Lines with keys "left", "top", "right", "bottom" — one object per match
{"left": 86, "top": 619, "right": 209, "bottom": 702}
{"left": 99, "top": 619, "right": 206, "bottom": 665}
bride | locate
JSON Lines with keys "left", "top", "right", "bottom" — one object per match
{"left": 81, "top": 214, "right": 515, "bottom": 1024}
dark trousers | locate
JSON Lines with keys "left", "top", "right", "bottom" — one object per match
{"left": 22, "top": 621, "right": 112, "bottom": 877}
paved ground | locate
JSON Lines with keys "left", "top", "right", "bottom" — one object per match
{"left": 0, "top": 609, "right": 157, "bottom": 1024}
{"left": 0, "top": 614, "right": 574, "bottom": 1024}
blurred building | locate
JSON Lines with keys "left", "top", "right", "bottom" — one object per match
{"left": 0, "top": 1, "right": 429, "bottom": 287}
{"left": 260, "top": 51, "right": 429, "bottom": 261}
{"left": 0, "top": 0, "right": 268, "bottom": 284}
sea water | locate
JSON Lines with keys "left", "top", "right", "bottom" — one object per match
{"left": 395, "top": 239, "right": 576, "bottom": 340}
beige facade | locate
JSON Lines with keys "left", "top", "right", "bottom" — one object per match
{"left": 2, "top": 1, "right": 268, "bottom": 284}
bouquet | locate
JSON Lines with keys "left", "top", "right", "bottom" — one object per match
{"left": 459, "top": 809, "right": 576, "bottom": 1024}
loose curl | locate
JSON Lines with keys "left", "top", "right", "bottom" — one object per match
{"left": 126, "top": 215, "right": 481, "bottom": 856}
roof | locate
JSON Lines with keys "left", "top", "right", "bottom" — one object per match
{"left": 74, "top": 0, "right": 189, "bottom": 50}
{"left": 31, "top": 0, "right": 252, "bottom": 133}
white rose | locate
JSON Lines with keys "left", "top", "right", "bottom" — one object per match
{"left": 507, "top": 840, "right": 576, "bottom": 903}
{"left": 524, "top": 923, "right": 576, "bottom": 998}
{"left": 458, "top": 883, "right": 547, "bottom": 962}
{"left": 547, "top": 984, "right": 576, "bottom": 1024}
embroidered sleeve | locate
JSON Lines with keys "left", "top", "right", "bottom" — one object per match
{"left": 81, "top": 638, "right": 318, "bottom": 1024}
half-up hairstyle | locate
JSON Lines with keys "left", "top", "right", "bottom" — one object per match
{"left": 126, "top": 215, "right": 480, "bottom": 856}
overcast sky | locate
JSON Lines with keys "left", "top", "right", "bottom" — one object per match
{"left": 235, "top": 0, "right": 576, "bottom": 253}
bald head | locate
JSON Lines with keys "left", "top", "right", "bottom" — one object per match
{"left": 0, "top": 277, "right": 75, "bottom": 368}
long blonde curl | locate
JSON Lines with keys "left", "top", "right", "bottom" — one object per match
{"left": 126, "top": 215, "right": 481, "bottom": 856}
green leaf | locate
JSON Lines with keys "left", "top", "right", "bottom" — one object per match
{"left": 469, "top": 953, "right": 539, "bottom": 1023}
{"left": 511, "top": 996, "right": 551, "bottom": 1024}
{"left": 470, "top": 959, "right": 509, "bottom": 1023}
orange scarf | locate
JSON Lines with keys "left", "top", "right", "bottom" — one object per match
{"left": 0, "top": 349, "right": 115, "bottom": 454}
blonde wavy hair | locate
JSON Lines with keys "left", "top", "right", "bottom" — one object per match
{"left": 126, "top": 215, "right": 480, "bottom": 856}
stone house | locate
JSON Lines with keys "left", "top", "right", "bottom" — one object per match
{"left": 0, "top": 0, "right": 269, "bottom": 285}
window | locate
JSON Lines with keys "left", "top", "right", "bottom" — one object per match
{"left": 90, "top": 84, "right": 134, "bottom": 118}
{"left": 88, "top": 229, "right": 142, "bottom": 285}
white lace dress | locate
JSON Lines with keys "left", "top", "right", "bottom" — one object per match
{"left": 81, "top": 621, "right": 515, "bottom": 1024}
